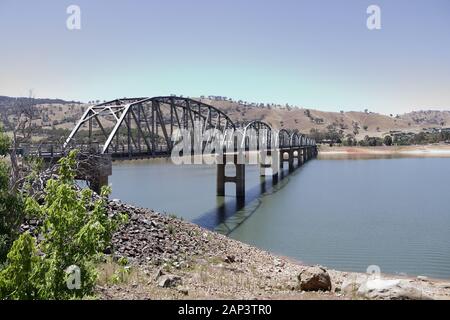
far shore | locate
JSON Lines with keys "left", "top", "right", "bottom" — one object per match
{"left": 318, "top": 144, "right": 450, "bottom": 158}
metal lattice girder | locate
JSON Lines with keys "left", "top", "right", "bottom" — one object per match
{"left": 64, "top": 96, "right": 239, "bottom": 156}
{"left": 64, "top": 95, "right": 317, "bottom": 158}
{"left": 278, "top": 129, "right": 291, "bottom": 148}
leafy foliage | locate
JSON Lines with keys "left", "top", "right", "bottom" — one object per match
{"left": 0, "top": 126, "right": 9, "bottom": 156}
{"left": 0, "top": 127, "right": 24, "bottom": 262}
{"left": 384, "top": 135, "right": 393, "bottom": 146}
{"left": 0, "top": 232, "right": 38, "bottom": 299}
{"left": 0, "top": 162, "right": 25, "bottom": 262}
{"left": 0, "top": 150, "right": 125, "bottom": 299}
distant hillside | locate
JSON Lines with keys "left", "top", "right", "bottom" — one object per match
{"left": 0, "top": 95, "right": 82, "bottom": 107}
{"left": 1, "top": 95, "right": 450, "bottom": 141}
{"left": 0, "top": 96, "right": 87, "bottom": 133}
{"left": 198, "top": 97, "right": 450, "bottom": 140}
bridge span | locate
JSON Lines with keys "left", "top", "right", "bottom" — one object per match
{"left": 32, "top": 96, "right": 317, "bottom": 198}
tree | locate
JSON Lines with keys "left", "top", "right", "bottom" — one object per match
{"left": 0, "top": 233, "right": 38, "bottom": 299}
{"left": 0, "top": 126, "right": 24, "bottom": 262}
{"left": 304, "top": 109, "right": 311, "bottom": 118}
{"left": 0, "top": 127, "right": 9, "bottom": 155}
{"left": 0, "top": 162, "right": 24, "bottom": 262}
{"left": 0, "top": 150, "right": 125, "bottom": 299}
{"left": 0, "top": 92, "right": 38, "bottom": 190}
{"left": 384, "top": 135, "right": 393, "bottom": 146}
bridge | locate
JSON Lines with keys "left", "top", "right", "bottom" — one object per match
{"left": 32, "top": 96, "right": 317, "bottom": 198}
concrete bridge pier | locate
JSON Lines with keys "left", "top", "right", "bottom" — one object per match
{"left": 217, "top": 153, "right": 246, "bottom": 198}
{"left": 288, "top": 149, "right": 295, "bottom": 172}
{"left": 279, "top": 151, "right": 284, "bottom": 170}
{"left": 259, "top": 150, "right": 280, "bottom": 178}
{"left": 259, "top": 152, "right": 271, "bottom": 177}
{"left": 279, "top": 149, "right": 294, "bottom": 172}
{"left": 303, "top": 148, "right": 308, "bottom": 162}
{"left": 292, "top": 148, "right": 301, "bottom": 167}
{"left": 298, "top": 149, "right": 304, "bottom": 166}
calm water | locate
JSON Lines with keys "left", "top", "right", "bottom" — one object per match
{"left": 110, "top": 156, "right": 450, "bottom": 279}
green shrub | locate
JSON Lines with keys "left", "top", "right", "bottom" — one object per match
{"left": 0, "top": 150, "right": 125, "bottom": 299}
{"left": 0, "top": 130, "right": 9, "bottom": 156}
{"left": 0, "top": 164, "right": 24, "bottom": 261}
{"left": 0, "top": 232, "right": 39, "bottom": 299}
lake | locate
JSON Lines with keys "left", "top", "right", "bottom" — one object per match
{"left": 110, "top": 155, "right": 450, "bottom": 279}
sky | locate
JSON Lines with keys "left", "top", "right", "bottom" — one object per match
{"left": 0, "top": 0, "right": 449, "bottom": 114}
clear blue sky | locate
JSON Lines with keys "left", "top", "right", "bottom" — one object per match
{"left": 1, "top": 0, "right": 449, "bottom": 114}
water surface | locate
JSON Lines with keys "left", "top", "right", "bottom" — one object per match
{"left": 110, "top": 156, "right": 450, "bottom": 279}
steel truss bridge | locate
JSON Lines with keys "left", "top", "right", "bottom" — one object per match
{"left": 37, "top": 96, "right": 317, "bottom": 198}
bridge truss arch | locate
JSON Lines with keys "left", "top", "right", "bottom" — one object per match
{"left": 278, "top": 129, "right": 291, "bottom": 149}
{"left": 63, "top": 96, "right": 316, "bottom": 159}
{"left": 64, "top": 96, "right": 236, "bottom": 157}
{"left": 241, "top": 120, "right": 274, "bottom": 151}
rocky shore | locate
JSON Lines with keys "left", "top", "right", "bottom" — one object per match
{"left": 97, "top": 200, "right": 450, "bottom": 300}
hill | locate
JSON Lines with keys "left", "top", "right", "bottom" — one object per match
{"left": 198, "top": 97, "right": 450, "bottom": 140}
{"left": 1, "top": 95, "right": 450, "bottom": 141}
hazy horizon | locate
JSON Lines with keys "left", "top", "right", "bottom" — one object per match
{"left": 3, "top": 92, "right": 450, "bottom": 117}
{"left": 1, "top": 0, "right": 450, "bottom": 114}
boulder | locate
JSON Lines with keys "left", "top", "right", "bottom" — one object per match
{"left": 224, "top": 255, "right": 236, "bottom": 263}
{"left": 341, "top": 278, "right": 365, "bottom": 295}
{"left": 357, "top": 279, "right": 432, "bottom": 300}
{"left": 157, "top": 274, "right": 182, "bottom": 288}
{"left": 298, "top": 266, "right": 332, "bottom": 291}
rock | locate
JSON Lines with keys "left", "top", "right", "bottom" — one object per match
{"left": 224, "top": 255, "right": 236, "bottom": 263}
{"left": 436, "top": 282, "right": 450, "bottom": 289}
{"left": 157, "top": 274, "right": 182, "bottom": 288}
{"left": 298, "top": 266, "right": 332, "bottom": 291}
{"left": 357, "top": 279, "right": 432, "bottom": 300}
{"left": 178, "top": 287, "right": 189, "bottom": 296}
{"left": 341, "top": 278, "right": 365, "bottom": 295}
{"left": 417, "top": 276, "right": 428, "bottom": 281}
{"left": 274, "top": 259, "right": 285, "bottom": 268}
{"left": 154, "top": 267, "right": 165, "bottom": 280}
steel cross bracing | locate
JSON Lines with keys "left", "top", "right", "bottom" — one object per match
{"left": 64, "top": 96, "right": 316, "bottom": 158}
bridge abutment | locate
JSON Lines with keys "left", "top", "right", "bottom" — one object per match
{"left": 89, "top": 174, "right": 109, "bottom": 195}
{"left": 84, "top": 154, "right": 112, "bottom": 195}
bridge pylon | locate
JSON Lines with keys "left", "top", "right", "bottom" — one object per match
{"left": 217, "top": 153, "right": 246, "bottom": 199}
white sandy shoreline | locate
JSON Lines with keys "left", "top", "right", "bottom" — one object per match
{"left": 318, "top": 145, "right": 450, "bottom": 157}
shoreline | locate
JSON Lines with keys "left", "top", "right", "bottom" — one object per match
{"left": 98, "top": 200, "right": 450, "bottom": 300}
{"left": 318, "top": 144, "right": 450, "bottom": 158}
